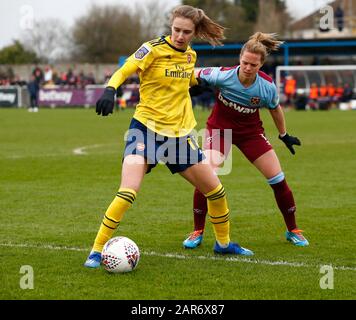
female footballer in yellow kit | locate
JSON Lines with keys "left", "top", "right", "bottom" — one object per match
{"left": 84, "top": 5, "right": 253, "bottom": 268}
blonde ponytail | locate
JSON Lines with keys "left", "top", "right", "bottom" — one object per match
{"left": 241, "top": 32, "right": 284, "bottom": 63}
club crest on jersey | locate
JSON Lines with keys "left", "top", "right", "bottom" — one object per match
{"left": 202, "top": 68, "right": 213, "bottom": 75}
{"left": 134, "top": 45, "right": 150, "bottom": 60}
{"left": 136, "top": 143, "right": 146, "bottom": 152}
{"left": 250, "top": 97, "right": 261, "bottom": 106}
{"left": 187, "top": 54, "right": 192, "bottom": 63}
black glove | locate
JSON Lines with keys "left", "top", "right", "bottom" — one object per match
{"left": 96, "top": 87, "right": 116, "bottom": 116}
{"left": 279, "top": 133, "right": 301, "bottom": 155}
{"left": 189, "top": 78, "right": 213, "bottom": 97}
{"left": 189, "top": 85, "right": 205, "bottom": 97}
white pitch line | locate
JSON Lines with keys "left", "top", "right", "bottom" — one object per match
{"left": 1, "top": 242, "right": 356, "bottom": 271}
{"left": 72, "top": 144, "right": 106, "bottom": 155}
{"left": 4, "top": 153, "right": 66, "bottom": 159}
{"left": 2, "top": 144, "right": 115, "bottom": 159}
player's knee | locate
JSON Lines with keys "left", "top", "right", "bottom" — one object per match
{"left": 203, "top": 150, "right": 225, "bottom": 168}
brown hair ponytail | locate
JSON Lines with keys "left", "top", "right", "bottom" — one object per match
{"left": 170, "top": 5, "right": 225, "bottom": 46}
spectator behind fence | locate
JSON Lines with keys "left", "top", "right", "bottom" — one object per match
{"left": 284, "top": 75, "right": 296, "bottom": 108}
{"left": 86, "top": 72, "right": 96, "bottom": 85}
{"left": 67, "top": 68, "right": 77, "bottom": 87}
{"left": 341, "top": 83, "right": 353, "bottom": 102}
{"left": 335, "top": 6, "right": 344, "bottom": 32}
{"left": 319, "top": 84, "right": 328, "bottom": 97}
{"left": 335, "top": 83, "right": 344, "bottom": 102}
{"left": 308, "top": 82, "right": 319, "bottom": 110}
{"left": 44, "top": 65, "right": 53, "bottom": 86}
{"left": 32, "top": 66, "right": 43, "bottom": 84}
{"left": 27, "top": 74, "right": 40, "bottom": 113}
{"left": 327, "top": 83, "right": 336, "bottom": 99}
{"left": 295, "top": 89, "right": 308, "bottom": 110}
{"left": 103, "top": 69, "right": 112, "bottom": 84}
{"left": 10, "top": 75, "right": 27, "bottom": 86}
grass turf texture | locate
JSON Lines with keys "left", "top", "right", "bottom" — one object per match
{"left": 1, "top": 107, "right": 355, "bottom": 300}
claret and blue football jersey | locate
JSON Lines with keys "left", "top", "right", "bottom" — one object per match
{"left": 198, "top": 66, "right": 280, "bottom": 135}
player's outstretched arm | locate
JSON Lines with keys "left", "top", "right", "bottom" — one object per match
{"left": 96, "top": 87, "right": 117, "bottom": 116}
{"left": 96, "top": 61, "right": 138, "bottom": 117}
{"left": 269, "top": 105, "right": 301, "bottom": 155}
{"left": 278, "top": 133, "right": 301, "bottom": 155}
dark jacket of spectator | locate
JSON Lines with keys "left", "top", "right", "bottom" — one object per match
{"left": 27, "top": 76, "right": 40, "bottom": 98}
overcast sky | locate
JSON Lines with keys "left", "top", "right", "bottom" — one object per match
{"left": 0, "top": 0, "right": 333, "bottom": 49}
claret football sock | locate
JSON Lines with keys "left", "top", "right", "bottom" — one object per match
{"left": 193, "top": 188, "right": 208, "bottom": 231}
{"left": 268, "top": 176, "right": 297, "bottom": 232}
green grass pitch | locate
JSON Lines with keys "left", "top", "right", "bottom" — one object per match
{"left": 1, "top": 107, "right": 355, "bottom": 300}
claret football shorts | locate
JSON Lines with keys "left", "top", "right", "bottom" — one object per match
{"left": 203, "top": 124, "right": 273, "bottom": 163}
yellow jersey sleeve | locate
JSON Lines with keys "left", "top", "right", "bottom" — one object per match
{"left": 190, "top": 71, "right": 199, "bottom": 87}
{"left": 107, "top": 61, "right": 139, "bottom": 89}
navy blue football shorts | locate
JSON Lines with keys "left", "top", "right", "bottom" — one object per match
{"left": 123, "top": 118, "right": 205, "bottom": 174}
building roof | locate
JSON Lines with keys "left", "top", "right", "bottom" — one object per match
{"left": 290, "top": 0, "right": 356, "bottom": 31}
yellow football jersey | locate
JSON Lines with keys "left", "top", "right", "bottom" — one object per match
{"left": 127, "top": 36, "right": 198, "bottom": 137}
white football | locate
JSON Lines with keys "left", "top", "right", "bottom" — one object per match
{"left": 102, "top": 236, "right": 140, "bottom": 273}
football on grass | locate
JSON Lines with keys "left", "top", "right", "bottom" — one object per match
{"left": 102, "top": 236, "right": 140, "bottom": 273}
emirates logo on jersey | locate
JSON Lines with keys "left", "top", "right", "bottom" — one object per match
{"left": 250, "top": 97, "right": 261, "bottom": 106}
{"left": 187, "top": 54, "right": 192, "bottom": 63}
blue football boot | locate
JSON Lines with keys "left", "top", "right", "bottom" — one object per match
{"left": 84, "top": 251, "right": 102, "bottom": 268}
{"left": 286, "top": 229, "right": 309, "bottom": 247}
{"left": 214, "top": 241, "right": 254, "bottom": 256}
{"left": 183, "top": 230, "right": 203, "bottom": 249}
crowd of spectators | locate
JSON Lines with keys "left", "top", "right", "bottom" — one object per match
{"left": 282, "top": 74, "right": 354, "bottom": 111}
{"left": 0, "top": 73, "right": 27, "bottom": 86}
{"left": 0, "top": 65, "right": 99, "bottom": 88}
{"left": 1, "top": 63, "right": 355, "bottom": 111}
{"left": 0, "top": 65, "right": 142, "bottom": 88}
{"left": 31, "top": 65, "right": 97, "bottom": 88}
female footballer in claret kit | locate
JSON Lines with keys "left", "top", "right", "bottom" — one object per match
{"left": 183, "top": 32, "right": 309, "bottom": 249}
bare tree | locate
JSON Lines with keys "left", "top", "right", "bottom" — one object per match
{"left": 255, "top": 0, "right": 290, "bottom": 35}
{"left": 137, "top": 0, "right": 171, "bottom": 40}
{"left": 71, "top": 2, "right": 176, "bottom": 63}
{"left": 72, "top": 5, "right": 143, "bottom": 63}
{"left": 224, "top": 5, "right": 254, "bottom": 41}
{"left": 21, "top": 18, "right": 72, "bottom": 63}
{"left": 183, "top": 0, "right": 232, "bottom": 25}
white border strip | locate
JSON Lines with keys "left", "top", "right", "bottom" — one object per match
{"left": 1, "top": 242, "right": 355, "bottom": 271}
